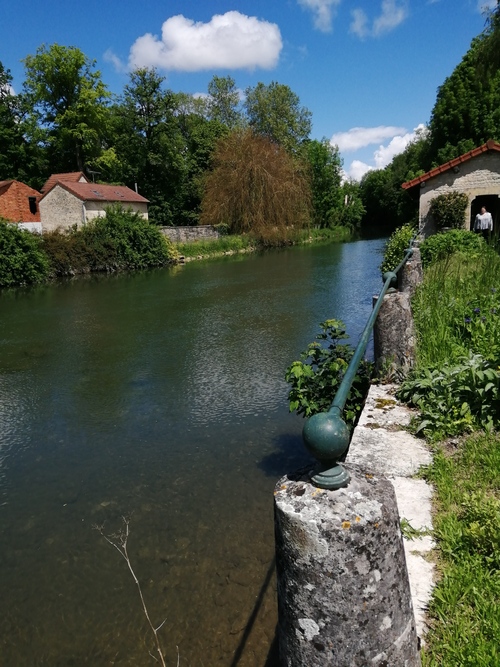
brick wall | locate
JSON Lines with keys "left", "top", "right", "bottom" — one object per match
{"left": 0, "top": 181, "right": 41, "bottom": 223}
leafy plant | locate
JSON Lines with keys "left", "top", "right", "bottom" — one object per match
{"left": 43, "top": 206, "right": 177, "bottom": 276}
{"left": 397, "top": 353, "right": 500, "bottom": 441}
{"left": 419, "top": 229, "right": 484, "bottom": 267}
{"left": 0, "top": 220, "right": 50, "bottom": 287}
{"left": 429, "top": 191, "right": 469, "bottom": 230}
{"left": 379, "top": 223, "right": 415, "bottom": 276}
{"left": 285, "top": 319, "right": 372, "bottom": 428}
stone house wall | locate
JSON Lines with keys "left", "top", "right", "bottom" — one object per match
{"left": 419, "top": 152, "right": 500, "bottom": 236}
{"left": 39, "top": 185, "right": 83, "bottom": 231}
{"left": 40, "top": 185, "right": 149, "bottom": 232}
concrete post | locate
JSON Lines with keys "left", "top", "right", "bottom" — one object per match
{"left": 274, "top": 465, "right": 421, "bottom": 667}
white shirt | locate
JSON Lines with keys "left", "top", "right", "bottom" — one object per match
{"left": 475, "top": 211, "right": 493, "bottom": 231}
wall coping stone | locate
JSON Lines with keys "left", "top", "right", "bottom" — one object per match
{"left": 349, "top": 383, "right": 434, "bottom": 641}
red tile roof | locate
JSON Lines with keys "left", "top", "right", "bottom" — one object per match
{"left": 40, "top": 171, "right": 89, "bottom": 194}
{"left": 402, "top": 140, "right": 500, "bottom": 190}
{"left": 0, "top": 180, "right": 42, "bottom": 222}
{"left": 41, "top": 181, "right": 149, "bottom": 204}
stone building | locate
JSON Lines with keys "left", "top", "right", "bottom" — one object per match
{"left": 402, "top": 140, "right": 500, "bottom": 237}
{"left": 38, "top": 173, "right": 149, "bottom": 232}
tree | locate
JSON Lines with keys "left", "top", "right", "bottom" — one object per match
{"left": 21, "top": 44, "right": 111, "bottom": 174}
{"left": 427, "top": 35, "right": 500, "bottom": 166}
{"left": 302, "top": 139, "right": 343, "bottom": 227}
{"left": 207, "top": 75, "right": 242, "bottom": 129}
{"left": 200, "top": 128, "right": 311, "bottom": 243}
{"left": 0, "top": 63, "right": 24, "bottom": 179}
{"left": 244, "top": 82, "right": 312, "bottom": 154}
{"left": 110, "top": 68, "right": 185, "bottom": 225}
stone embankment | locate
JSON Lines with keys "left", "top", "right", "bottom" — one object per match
{"left": 349, "top": 383, "right": 434, "bottom": 641}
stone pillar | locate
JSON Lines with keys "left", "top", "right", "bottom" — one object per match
{"left": 399, "top": 247, "right": 423, "bottom": 296}
{"left": 274, "top": 465, "right": 420, "bottom": 667}
{"left": 373, "top": 291, "right": 416, "bottom": 375}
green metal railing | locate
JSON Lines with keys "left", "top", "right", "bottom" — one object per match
{"left": 302, "top": 238, "right": 417, "bottom": 489}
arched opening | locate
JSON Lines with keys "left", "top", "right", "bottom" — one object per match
{"left": 470, "top": 194, "right": 500, "bottom": 233}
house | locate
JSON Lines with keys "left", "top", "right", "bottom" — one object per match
{"left": 38, "top": 173, "right": 149, "bottom": 232}
{"left": 0, "top": 180, "right": 43, "bottom": 232}
{"left": 402, "top": 140, "right": 500, "bottom": 237}
{"left": 40, "top": 171, "right": 89, "bottom": 194}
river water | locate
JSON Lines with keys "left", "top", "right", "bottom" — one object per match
{"left": 0, "top": 238, "right": 386, "bottom": 666}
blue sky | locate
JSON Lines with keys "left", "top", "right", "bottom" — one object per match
{"left": 0, "top": 0, "right": 496, "bottom": 179}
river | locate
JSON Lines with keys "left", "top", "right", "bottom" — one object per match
{"left": 0, "top": 238, "right": 386, "bottom": 666}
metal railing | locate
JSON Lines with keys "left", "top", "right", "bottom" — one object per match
{"left": 302, "top": 237, "right": 417, "bottom": 489}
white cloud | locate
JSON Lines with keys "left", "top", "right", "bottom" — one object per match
{"left": 347, "top": 160, "right": 373, "bottom": 181}
{"left": 350, "top": 0, "right": 409, "bottom": 38}
{"left": 331, "top": 125, "right": 407, "bottom": 152}
{"left": 297, "top": 0, "right": 342, "bottom": 32}
{"left": 128, "top": 12, "right": 282, "bottom": 72}
{"left": 343, "top": 124, "right": 427, "bottom": 180}
{"left": 103, "top": 49, "right": 127, "bottom": 73}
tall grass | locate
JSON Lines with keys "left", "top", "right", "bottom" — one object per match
{"left": 403, "top": 243, "right": 500, "bottom": 665}
{"left": 420, "top": 432, "right": 500, "bottom": 667}
{"left": 412, "top": 248, "right": 500, "bottom": 369}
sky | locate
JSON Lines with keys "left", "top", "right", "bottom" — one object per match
{"left": 0, "top": 0, "right": 496, "bottom": 180}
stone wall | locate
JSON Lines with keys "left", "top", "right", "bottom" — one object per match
{"left": 39, "top": 186, "right": 83, "bottom": 231}
{"left": 160, "top": 225, "right": 221, "bottom": 243}
{"left": 419, "top": 152, "right": 500, "bottom": 236}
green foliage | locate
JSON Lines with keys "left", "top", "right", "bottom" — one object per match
{"left": 399, "top": 249, "right": 500, "bottom": 440}
{"left": 429, "top": 191, "right": 469, "bottom": 230}
{"left": 302, "top": 138, "right": 343, "bottom": 228}
{"left": 419, "top": 229, "right": 485, "bottom": 267}
{"left": 21, "top": 44, "right": 111, "bottom": 173}
{"left": 207, "top": 75, "right": 242, "bottom": 129}
{"left": 0, "top": 220, "right": 50, "bottom": 287}
{"left": 244, "top": 81, "right": 312, "bottom": 154}
{"left": 285, "top": 319, "right": 372, "bottom": 427}
{"left": 379, "top": 223, "right": 415, "bottom": 276}
{"left": 398, "top": 353, "right": 500, "bottom": 441}
{"left": 43, "top": 207, "right": 176, "bottom": 276}
{"left": 420, "top": 431, "right": 500, "bottom": 666}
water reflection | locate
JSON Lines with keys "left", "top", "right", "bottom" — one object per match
{"left": 0, "top": 238, "right": 386, "bottom": 665}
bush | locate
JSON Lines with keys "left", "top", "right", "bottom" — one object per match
{"left": 43, "top": 207, "right": 177, "bottom": 276}
{"left": 429, "top": 191, "right": 469, "bottom": 230}
{"left": 419, "top": 229, "right": 485, "bottom": 267}
{"left": 0, "top": 220, "right": 50, "bottom": 287}
{"left": 285, "top": 319, "right": 372, "bottom": 428}
{"left": 379, "top": 223, "right": 415, "bottom": 276}
{"left": 398, "top": 353, "right": 500, "bottom": 441}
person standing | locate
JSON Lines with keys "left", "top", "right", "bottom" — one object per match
{"left": 474, "top": 206, "right": 493, "bottom": 240}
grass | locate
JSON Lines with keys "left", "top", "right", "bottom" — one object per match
{"left": 404, "top": 243, "right": 500, "bottom": 665}
{"left": 420, "top": 433, "right": 500, "bottom": 667}
{"left": 411, "top": 248, "right": 500, "bottom": 369}
{"left": 176, "top": 225, "right": 353, "bottom": 260}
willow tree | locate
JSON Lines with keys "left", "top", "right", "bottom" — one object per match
{"left": 200, "top": 128, "right": 311, "bottom": 243}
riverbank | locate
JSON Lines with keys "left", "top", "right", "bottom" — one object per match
{"left": 175, "top": 226, "right": 353, "bottom": 262}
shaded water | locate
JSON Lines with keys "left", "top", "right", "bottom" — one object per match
{"left": 0, "top": 239, "right": 386, "bottom": 666}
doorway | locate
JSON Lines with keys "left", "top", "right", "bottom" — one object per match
{"left": 470, "top": 194, "right": 500, "bottom": 233}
